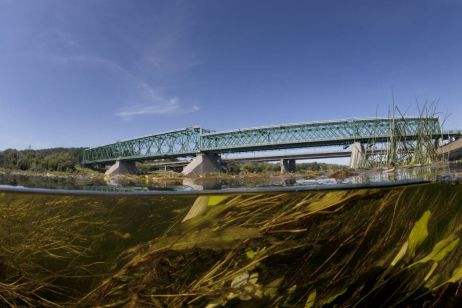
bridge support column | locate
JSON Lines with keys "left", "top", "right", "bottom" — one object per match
{"left": 349, "top": 142, "right": 366, "bottom": 169}
{"left": 182, "top": 154, "right": 223, "bottom": 176}
{"left": 105, "top": 160, "right": 137, "bottom": 176}
{"left": 280, "top": 159, "right": 296, "bottom": 174}
{"left": 439, "top": 137, "right": 462, "bottom": 161}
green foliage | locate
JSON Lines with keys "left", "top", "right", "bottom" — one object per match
{"left": 305, "top": 289, "right": 316, "bottom": 308}
{"left": 408, "top": 210, "right": 431, "bottom": 259}
{"left": 225, "top": 161, "right": 344, "bottom": 174}
{"left": 0, "top": 148, "right": 84, "bottom": 173}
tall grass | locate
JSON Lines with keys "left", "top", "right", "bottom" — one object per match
{"left": 365, "top": 101, "right": 445, "bottom": 168}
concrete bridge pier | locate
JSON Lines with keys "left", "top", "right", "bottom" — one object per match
{"left": 439, "top": 137, "right": 462, "bottom": 161}
{"left": 105, "top": 160, "right": 137, "bottom": 176}
{"left": 349, "top": 142, "right": 366, "bottom": 169}
{"left": 182, "top": 153, "right": 223, "bottom": 176}
{"left": 280, "top": 159, "right": 296, "bottom": 174}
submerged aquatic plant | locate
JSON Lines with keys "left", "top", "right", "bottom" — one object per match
{"left": 75, "top": 182, "right": 462, "bottom": 307}
{"left": 2, "top": 182, "right": 462, "bottom": 306}
{"left": 0, "top": 191, "right": 192, "bottom": 306}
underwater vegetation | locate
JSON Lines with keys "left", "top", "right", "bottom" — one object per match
{"left": 0, "top": 192, "right": 193, "bottom": 306}
{"left": 1, "top": 182, "right": 462, "bottom": 307}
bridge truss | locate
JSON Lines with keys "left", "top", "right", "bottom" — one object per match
{"left": 82, "top": 117, "right": 442, "bottom": 164}
{"left": 200, "top": 117, "right": 441, "bottom": 152}
{"left": 83, "top": 127, "right": 204, "bottom": 164}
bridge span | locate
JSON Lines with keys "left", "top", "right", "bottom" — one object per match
{"left": 82, "top": 117, "right": 452, "bottom": 175}
{"left": 152, "top": 151, "right": 355, "bottom": 166}
{"left": 149, "top": 151, "right": 356, "bottom": 173}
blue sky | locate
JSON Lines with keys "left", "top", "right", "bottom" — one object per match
{"left": 1, "top": 0, "right": 462, "bottom": 150}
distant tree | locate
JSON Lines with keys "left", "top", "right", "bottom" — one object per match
{"left": 0, "top": 148, "right": 84, "bottom": 172}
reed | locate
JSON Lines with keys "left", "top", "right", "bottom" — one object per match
{"left": 365, "top": 101, "right": 445, "bottom": 168}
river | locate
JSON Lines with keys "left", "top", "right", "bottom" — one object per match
{"left": 1, "top": 164, "right": 462, "bottom": 306}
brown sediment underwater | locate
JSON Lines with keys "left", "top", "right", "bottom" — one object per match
{"left": 1, "top": 182, "right": 462, "bottom": 307}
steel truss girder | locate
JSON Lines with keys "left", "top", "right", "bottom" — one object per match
{"left": 82, "top": 117, "right": 442, "bottom": 164}
{"left": 200, "top": 117, "right": 441, "bottom": 152}
{"left": 82, "top": 127, "right": 202, "bottom": 164}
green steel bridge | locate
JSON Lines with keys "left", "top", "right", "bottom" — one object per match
{"left": 82, "top": 117, "right": 449, "bottom": 165}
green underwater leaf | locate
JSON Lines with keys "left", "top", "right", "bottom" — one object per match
{"left": 424, "top": 262, "right": 438, "bottom": 282}
{"left": 449, "top": 267, "right": 462, "bottom": 283}
{"left": 264, "top": 277, "right": 284, "bottom": 299}
{"left": 321, "top": 287, "right": 348, "bottom": 305}
{"left": 305, "top": 289, "right": 316, "bottom": 308}
{"left": 391, "top": 240, "right": 409, "bottom": 266}
{"left": 416, "top": 237, "right": 459, "bottom": 264}
{"left": 408, "top": 210, "right": 431, "bottom": 258}
{"left": 182, "top": 196, "right": 209, "bottom": 222}
{"left": 208, "top": 195, "right": 229, "bottom": 206}
{"left": 246, "top": 248, "right": 256, "bottom": 259}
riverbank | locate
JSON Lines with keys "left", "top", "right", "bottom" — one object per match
{"left": 0, "top": 166, "right": 103, "bottom": 181}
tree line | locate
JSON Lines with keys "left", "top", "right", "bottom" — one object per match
{"left": 0, "top": 147, "right": 346, "bottom": 175}
{"left": 225, "top": 161, "right": 344, "bottom": 174}
{"left": 0, "top": 148, "right": 84, "bottom": 172}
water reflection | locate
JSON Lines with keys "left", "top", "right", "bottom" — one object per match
{"left": 182, "top": 177, "right": 222, "bottom": 190}
{"left": 343, "top": 165, "right": 446, "bottom": 184}
{"left": 0, "top": 163, "right": 461, "bottom": 192}
{"left": 0, "top": 172, "right": 105, "bottom": 190}
{"left": 83, "top": 185, "right": 150, "bottom": 192}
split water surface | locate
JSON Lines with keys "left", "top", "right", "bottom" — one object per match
{"left": 1, "top": 165, "right": 462, "bottom": 307}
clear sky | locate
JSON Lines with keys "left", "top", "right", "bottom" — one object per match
{"left": 1, "top": 0, "right": 461, "bottom": 150}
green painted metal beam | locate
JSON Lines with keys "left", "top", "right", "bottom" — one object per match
{"left": 82, "top": 127, "right": 204, "bottom": 164}
{"left": 82, "top": 117, "right": 443, "bottom": 164}
{"left": 200, "top": 117, "right": 441, "bottom": 152}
